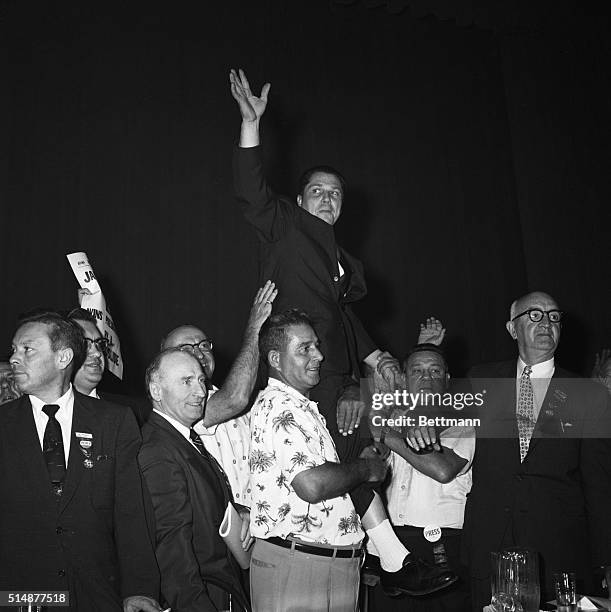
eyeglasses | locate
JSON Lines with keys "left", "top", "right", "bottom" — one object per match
{"left": 179, "top": 339, "right": 214, "bottom": 353}
{"left": 512, "top": 309, "right": 563, "bottom": 323}
{"left": 85, "top": 337, "right": 111, "bottom": 351}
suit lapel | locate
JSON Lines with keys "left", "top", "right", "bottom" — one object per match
{"left": 149, "top": 412, "right": 231, "bottom": 503}
{"left": 492, "top": 361, "right": 522, "bottom": 464}
{"left": 528, "top": 369, "right": 570, "bottom": 456}
{"left": 8, "top": 396, "right": 57, "bottom": 503}
{"left": 59, "top": 393, "right": 96, "bottom": 515}
{"left": 149, "top": 411, "right": 196, "bottom": 450}
{"left": 338, "top": 247, "right": 367, "bottom": 302}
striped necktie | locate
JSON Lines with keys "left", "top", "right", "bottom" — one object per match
{"left": 189, "top": 427, "right": 233, "bottom": 495}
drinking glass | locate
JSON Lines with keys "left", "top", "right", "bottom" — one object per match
{"left": 553, "top": 571, "right": 577, "bottom": 612}
{"left": 502, "top": 548, "right": 540, "bottom": 612}
{"left": 492, "top": 551, "right": 523, "bottom": 611}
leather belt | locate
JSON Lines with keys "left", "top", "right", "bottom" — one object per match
{"left": 266, "top": 536, "right": 363, "bottom": 559}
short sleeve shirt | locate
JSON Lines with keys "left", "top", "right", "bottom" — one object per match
{"left": 194, "top": 386, "right": 252, "bottom": 505}
{"left": 249, "top": 378, "right": 364, "bottom": 546}
{"left": 386, "top": 426, "right": 475, "bottom": 529}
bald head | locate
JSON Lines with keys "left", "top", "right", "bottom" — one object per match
{"left": 509, "top": 291, "right": 557, "bottom": 321}
{"left": 506, "top": 291, "right": 561, "bottom": 365}
{"left": 161, "top": 324, "right": 215, "bottom": 379}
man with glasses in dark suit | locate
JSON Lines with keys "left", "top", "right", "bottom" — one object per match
{"left": 463, "top": 291, "right": 611, "bottom": 610}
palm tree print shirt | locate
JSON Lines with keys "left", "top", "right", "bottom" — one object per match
{"left": 249, "top": 378, "right": 364, "bottom": 545}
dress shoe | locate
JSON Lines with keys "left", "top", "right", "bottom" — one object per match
{"left": 380, "top": 554, "right": 458, "bottom": 597}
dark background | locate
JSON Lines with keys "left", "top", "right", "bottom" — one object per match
{"left": 1, "top": 0, "right": 609, "bottom": 394}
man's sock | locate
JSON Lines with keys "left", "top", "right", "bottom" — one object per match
{"left": 366, "top": 519, "right": 409, "bottom": 572}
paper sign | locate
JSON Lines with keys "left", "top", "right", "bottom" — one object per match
{"left": 66, "top": 252, "right": 124, "bottom": 380}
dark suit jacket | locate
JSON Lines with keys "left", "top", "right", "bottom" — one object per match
{"left": 233, "top": 146, "right": 377, "bottom": 386}
{"left": 98, "top": 390, "right": 152, "bottom": 427}
{"left": 0, "top": 392, "right": 160, "bottom": 611}
{"left": 463, "top": 361, "right": 611, "bottom": 599}
{"left": 138, "top": 411, "right": 249, "bottom": 612}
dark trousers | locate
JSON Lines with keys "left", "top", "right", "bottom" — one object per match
{"left": 373, "top": 527, "right": 471, "bottom": 612}
{"left": 310, "top": 374, "right": 377, "bottom": 514}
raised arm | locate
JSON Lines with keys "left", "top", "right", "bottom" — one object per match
{"left": 230, "top": 68, "right": 270, "bottom": 148}
{"left": 231, "top": 69, "right": 296, "bottom": 242}
{"left": 202, "top": 281, "right": 277, "bottom": 427}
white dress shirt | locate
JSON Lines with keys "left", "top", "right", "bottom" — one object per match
{"left": 30, "top": 385, "right": 75, "bottom": 464}
{"left": 153, "top": 409, "right": 201, "bottom": 452}
{"left": 516, "top": 357, "right": 555, "bottom": 422}
{"left": 386, "top": 426, "right": 475, "bottom": 529}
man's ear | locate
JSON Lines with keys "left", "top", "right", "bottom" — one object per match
{"left": 506, "top": 320, "right": 517, "bottom": 340}
{"left": 149, "top": 381, "right": 162, "bottom": 403}
{"left": 296, "top": 194, "right": 303, "bottom": 208}
{"left": 57, "top": 347, "right": 74, "bottom": 371}
{"left": 268, "top": 350, "right": 280, "bottom": 370}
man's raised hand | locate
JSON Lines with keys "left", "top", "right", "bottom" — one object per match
{"left": 417, "top": 317, "right": 446, "bottom": 346}
{"left": 229, "top": 68, "right": 270, "bottom": 123}
{"left": 247, "top": 280, "right": 278, "bottom": 332}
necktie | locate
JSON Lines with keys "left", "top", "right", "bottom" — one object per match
{"left": 189, "top": 427, "right": 233, "bottom": 494}
{"left": 42, "top": 404, "right": 66, "bottom": 495}
{"left": 517, "top": 365, "right": 535, "bottom": 461}
{"left": 189, "top": 426, "right": 206, "bottom": 454}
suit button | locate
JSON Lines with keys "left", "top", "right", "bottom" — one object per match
{"left": 515, "top": 474, "right": 523, "bottom": 481}
{"left": 58, "top": 569, "right": 66, "bottom": 577}
{"left": 56, "top": 526, "right": 63, "bottom": 534}
{"left": 333, "top": 275, "right": 339, "bottom": 282}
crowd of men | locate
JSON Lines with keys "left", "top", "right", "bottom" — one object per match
{"left": 0, "top": 68, "right": 610, "bottom": 612}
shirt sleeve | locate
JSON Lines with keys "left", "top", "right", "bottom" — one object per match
{"left": 441, "top": 426, "right": 476, "bottom": 475}
{"left": 265, "top": 403, "right": 328, "bottom": 483}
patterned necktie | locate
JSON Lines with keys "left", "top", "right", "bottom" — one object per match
{"left": 517, "top": 365, "right": 535, "bottom": 461}
{"left": 189, "top": 427, "right": 233, "bottom": 494}
{"left": 189, "top": 426, "right": 206, "bottom": 453}
{"left": 42, "top": 404, "right": 66, "bottom": 495}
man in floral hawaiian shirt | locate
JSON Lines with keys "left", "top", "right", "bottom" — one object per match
{"left": 249, "top": 308, "right": 387, "bottom": 612}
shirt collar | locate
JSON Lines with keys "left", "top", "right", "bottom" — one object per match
{"left": 30, "top": 384, "right": 74, "bottom": 414}
{"left": 267, "top": 377, "right": 318, "bottom": 409}
{"left": 518, "top": 356, "right": 555, "bottom": 379}
{"left": 153, "top": 408, "right": 192, "bottom": 441}
{"left": 88, "top": 388, "right": 100, "bottom": 399}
